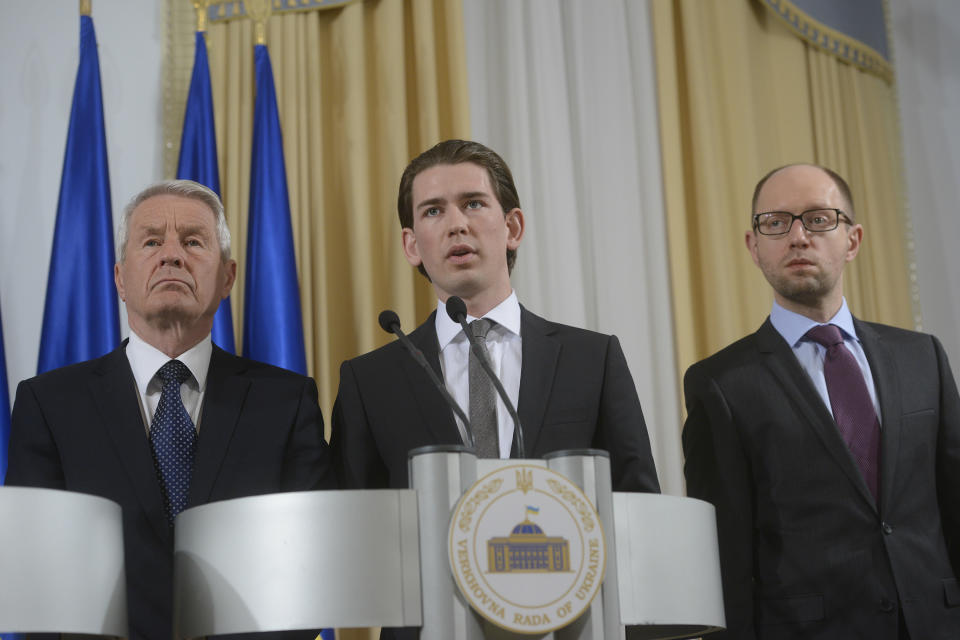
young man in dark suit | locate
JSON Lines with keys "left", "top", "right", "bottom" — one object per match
{"left": 7, "top": 180, "right": 335, "bottom": 640}
{"left": 331, "top": 139, "right": 660, "bottom": 493}
{"left": 683, "top": 164, "right": 960, "bottom": 639}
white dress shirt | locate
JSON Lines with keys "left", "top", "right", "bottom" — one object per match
{"left": 125, "top": 331, "right": 212, "bottom": 434}
{"left": 435, "top": 291, "right": 522, "bottom": 458}
{"left": 769, "top": 298, "right": 882, "bottom": 423}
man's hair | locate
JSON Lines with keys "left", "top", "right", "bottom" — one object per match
{"left": 397, "top": 139, "right": 521, "bottom": 278}
{"left": 751, "top": 163, "right": 856, "bottom": 222}
{"left": 117, "top": 179, "right": 231, "bottom": 263}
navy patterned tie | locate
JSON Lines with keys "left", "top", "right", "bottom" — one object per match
{"left": 150, "top": 359, "right": 197, "bottom": 526}
{"left": 805, "top": 324, "right": 880, "bottom": 501}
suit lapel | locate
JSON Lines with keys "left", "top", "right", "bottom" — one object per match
{"left": 756, "top": 319, "right": 877, "bottom": 509}
{"left": 854, "top": 319, "right": 902, "bottom": 514}
{"left": 89, "top": 344, "right": 170, "bottom": 541}
{"left": 189, "top": 346, "right": 250, "bottom": 506}
{"left": 407, "top": 312, "right": 465, "bottom": 445}
{"left": 517, "top": 307, "right": 560, "bottom": 456}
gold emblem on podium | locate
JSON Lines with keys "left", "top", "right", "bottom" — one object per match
{"left": 449, "top": 464, "right": 606, "bottom": 634}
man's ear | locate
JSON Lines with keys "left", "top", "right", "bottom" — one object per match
{"left": 221, "top": 259, "right": 237, "bottom": 298}
{"left": 401, "top": 227, "right": 422, "bottom": 267}
{"left": 845, "top": 223, "right": 863, "bottom": 262}
{"left": 505, "top": 208, "right": 525, "bottom": 250}
{"left": 745, "top": 230, "right": 761, "bottom": 267}
{"left": 114, "top": 263, "right": 126, "bottom": 301}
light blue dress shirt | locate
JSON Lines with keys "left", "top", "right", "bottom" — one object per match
{"left": 769, "top": 298, "right": 882, "bottom": 424}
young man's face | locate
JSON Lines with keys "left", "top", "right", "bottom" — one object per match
{"left": 402, "top": 162, "right": 523, "bottom": 309}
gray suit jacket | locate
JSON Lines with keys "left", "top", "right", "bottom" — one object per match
{"left": 683, "top": 318, "right": 960, "bottom": 639}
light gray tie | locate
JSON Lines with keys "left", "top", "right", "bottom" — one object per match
{"left": 469, "top": 318, "right": 499, "bottom": 458}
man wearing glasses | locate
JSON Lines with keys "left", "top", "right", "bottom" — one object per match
{"left": 682, "top": 163, "right": 960, "bottom": 639}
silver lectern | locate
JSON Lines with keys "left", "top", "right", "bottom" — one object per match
{"left": 174, "top": 448, "right": 725, "bottom": 639}
{"left": 0, "top": 486, "right": 128, "bottom": 637}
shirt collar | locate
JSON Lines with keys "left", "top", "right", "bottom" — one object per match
{"left": 770, "top": 298, "right": 859, "bottom": 348}
{"left": 435, "top": 290, "right": 521, "bottom": 350}
{"left": 126, "top": 330, "right": 213, "bottom": 394}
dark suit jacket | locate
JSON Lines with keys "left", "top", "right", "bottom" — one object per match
{"left": 6, "top": 343, "right": 336, "bottom": 640}
{"left": 682, "top": 318, "right": 960, "bottom": 640}
{"left": 332, "top": 307, "right": 660, "bottom": 640}
{"left": 331, "top": 306, "right": 660, "bottom": 492}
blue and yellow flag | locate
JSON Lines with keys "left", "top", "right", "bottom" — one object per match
{"left": 37, "top": 14, "right": 119, "bottom": 374}
{"left": 243, "top": 44, "right": 307, "bottom": 374}
{"left": 176, "top": 29, "right": 235, "bottom": 353}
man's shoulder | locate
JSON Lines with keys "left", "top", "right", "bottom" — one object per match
{"left": 20, "top": 347, "right": 127, "bottom": 391}
{"left": 684, "top": 324, "right": 769, "bottom": 383}
{"left": 341, "top": 313, "right": 436, "bottom": 373}
{"left": 212, "top": 347, "right": 314, "bottom": 385}
{"left": 855, "top": 318, "right": 932, "bottom": 344}
{"left": 519, "top": 306, "right": 613, "bottom": 346}
{"left": 346, "top": 339, "right": 407, "bottom": 366}
{"left": 854, "top": 318, "right": 949, "bottom": 368}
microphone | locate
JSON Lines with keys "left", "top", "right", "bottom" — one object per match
{"left": 378, "top": 310, "right": 474, "bottom": 449}
{"left": 445, "top": 296, "right": 526, "bottom": 458}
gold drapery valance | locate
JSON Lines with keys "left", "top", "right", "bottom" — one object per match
{"left": 760, "top": 0, "right": 893, "bottom": 83}
{"left": 208, "top": 0, "right": 355, "bottom": 22}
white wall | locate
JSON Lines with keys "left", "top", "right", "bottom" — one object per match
{"left": 890, "top": 0, "right": 960, "bottom": 379}
{"left": 0, "top": 0, "right": 164, "bottom": 401}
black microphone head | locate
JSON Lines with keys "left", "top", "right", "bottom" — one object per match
{"left": 446, "top": 296, "right": 468, "bottom": 323}
{"left": 378, "top": 309, "right": 401, "bottom": 333}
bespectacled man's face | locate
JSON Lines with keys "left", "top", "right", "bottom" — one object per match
{"left": 115, "top": 194, "right": 235, "bottom": 335}
{"left": 745, "top": 165, "right": 862, "bottom": 315}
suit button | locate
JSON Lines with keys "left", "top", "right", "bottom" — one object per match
{"left": 879, "top": 598, "right": 895, "bottom": 613}
{"left": 881, "top": 522, "right": 893, "bottom": 535}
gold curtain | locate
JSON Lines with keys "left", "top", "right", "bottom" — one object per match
{"left": 651, "top": 0, "right": 915, "bottom": 381}
{"left": 166, "top": 3, "right": 470, "bottom": 638}
{"left": 165, "top": 0, "right": 471, "bottom": 424}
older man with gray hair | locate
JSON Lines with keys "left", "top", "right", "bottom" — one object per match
{"left": 7, "top": 180, "right": 334, "bottom": 640}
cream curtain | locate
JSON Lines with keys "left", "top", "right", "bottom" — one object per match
{"left": 891, "top": 0, "right": 960, "bottom": 379}
{"left": 461, "top": 0, "right": 684, "bottom": 495}
{"left": 166, "top": 0, "right": 471, "bottom": 423}
{"left": 651, "top": 0, "right": 914, "bottom": 379}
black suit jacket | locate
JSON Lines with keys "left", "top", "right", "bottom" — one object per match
{"left": 682, "top": 318, "right": 960, "bottom": 640}
{"left": 6, "top": 343, "right": 336, "bottom": 640}
{"left": 331, "top": 306, "right": 660, "bottom": 492}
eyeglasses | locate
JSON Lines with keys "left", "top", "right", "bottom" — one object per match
{"left": 752, "top": 208, "right": 851, "bottom": 236}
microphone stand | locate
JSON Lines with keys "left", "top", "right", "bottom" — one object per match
{"left": 378, "top": 310, "right": 475, "bottom": 449}
{"left": 445, "top": 297, "right": 526, "bottom": 458}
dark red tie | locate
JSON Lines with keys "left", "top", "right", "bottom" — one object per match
{"left": 805, "top": 324, "right": 880, "bottom": 502}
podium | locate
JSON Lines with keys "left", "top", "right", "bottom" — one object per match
{"left": 0, "top": 486, "right": 128, "bottom": 637}
{"left": 174, "top": 448, "right": 725, "bottom": 639}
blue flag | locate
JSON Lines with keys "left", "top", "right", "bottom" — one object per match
{"left": 176, "top": 30, "right": 235, "bottom": 354}
{"left": 38, "top": 14, "right": 119, "bottom": 374}
{"left": 0, "top": 303, "right": 10, "bottom": 485}
{"left": 243, "top": 45, "right": 307, "bottom": 375}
